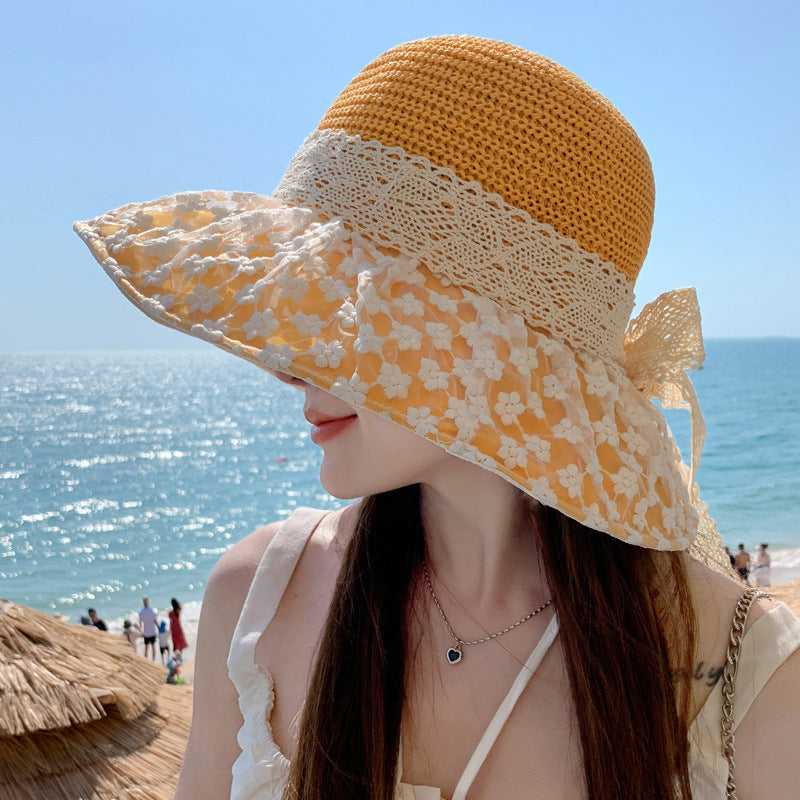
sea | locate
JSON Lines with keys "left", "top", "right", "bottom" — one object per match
{"left": 2, "top": 340, "right": 799, "bottom": 654}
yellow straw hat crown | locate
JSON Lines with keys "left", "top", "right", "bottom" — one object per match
{"left": 318, "top": 35, "right": 655, "bottom": 283}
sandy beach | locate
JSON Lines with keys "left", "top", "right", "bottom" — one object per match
{"left": 765, "top": 577, "right": 800, "bottom": 616}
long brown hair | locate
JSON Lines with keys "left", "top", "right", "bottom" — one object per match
{"left": 285, "top": 486, "right": 696, "bottom": 800}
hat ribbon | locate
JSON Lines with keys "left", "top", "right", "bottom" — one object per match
{"left": 623, "top": 287, "right": 706, "bottom": 484}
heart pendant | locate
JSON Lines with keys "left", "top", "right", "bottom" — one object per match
{"left": 446, "top": 647, "right": 463, "bottom": 664}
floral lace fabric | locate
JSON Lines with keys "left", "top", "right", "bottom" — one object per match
{"left": 76, "top": 191, "right": 704, "bottom": 550}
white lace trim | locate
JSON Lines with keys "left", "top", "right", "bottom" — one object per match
{"left": 274, "top": 130, "right": 635, "bottom": 363}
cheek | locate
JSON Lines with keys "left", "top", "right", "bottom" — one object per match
{"left": 317, "top": 424, "right": 448, "bottom": 498}
{"left": 369, "top": 425, "right": 449, "bottom": 479}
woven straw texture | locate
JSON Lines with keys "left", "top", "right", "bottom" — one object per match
{"left": 0, "top": 600, "right": 192, "bottom": 800}
{"left": 318, "top": 35, "right": 654, "bottom": 282}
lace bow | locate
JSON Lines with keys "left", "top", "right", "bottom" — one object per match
{"left": 624, "top": 287, "right": 706, "bottom": 483}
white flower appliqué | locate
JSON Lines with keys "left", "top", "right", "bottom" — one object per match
{"left": 523, "top": 434, "right": 551, "bottom": 463}
{"left": 509, "top": 346, "right": 539, "bottom": 373}
{"left": 429, "top": 291, "right": 459, "bottom": 314}
{"left": 275, "top": 268, "right": 309, "bottom": 302}
{"left": 583, "top": 361, "right": 617, "bottom": 397}
{"left": 591, "top": 416, "right": 620, "bottom": 447}
{"left": 185, "top": 284, "right": 221, "bottom": 314}
{"left": 310, "top": 340, "right": 346, "bottom": 368}
{"left": 419, "top": 359, "right": 449, "bottom": 391}
{"left": 407, "top": 406, "right": 438, "bottom": 437}
{"left": 610, "top": 466, "right": 639, "bottom": 499}
{"left": 474, "top": 344, "right": 504, "bottom": 380}
{"left": 552, "top": 417, "right": 585, "bottom": 445}
{"left": 319, "top": 276, "right": 351, "bottom": 302}
{"left": 452, "top": 358, "right": 486, "bottom": 396}
{"left": 494, "top": 392, "right": 525, "bottom": 426}
{"left": 528, "top": 477, "right": 559, "bottom": 507}
{"left": 581, "top": 503, "right": 609, "bottom": 532}
{"left": 556, "top": 464, "right": 584, "bottom": 499}
{"left": 353, "top": 323, "right": 381, "bottom": 354}
{"left": 287, "top": 312, "right": 323, "bottom": 337}
{"left": 498, "top": 436, "right": 529, "bottom": 470}
{"left": 444, "top": 395, "right": 491, "bottom": 441}
{"left": 256, "top": 342, "right": 296, "bottom": 370}
{"left": 396, "top": 292, "right": 425, "bottom": 316}
{"left": 330, "top": 374, "right": 369, "bottom": 404}
{"left": 335, "top": 302, "right": 357, "bottom": 330}
{"left": 390, "top": 323, "right": 423, "bottom": 351}
{"left": 542, "top": 374, "right": 568, "bottom": 401}
{"left": 425, "top": 322, "right": 454, "bottom": 350}
{"left": 377, "top": 363, "right": 412, "bottom": 399}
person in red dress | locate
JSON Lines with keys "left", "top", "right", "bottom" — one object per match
{"left": 169, "top": 597, "right": 188, "bottom": 656}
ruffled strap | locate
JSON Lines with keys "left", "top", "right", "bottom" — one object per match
{"left": 227, "top": 507, "right": 327, "bottom": 680}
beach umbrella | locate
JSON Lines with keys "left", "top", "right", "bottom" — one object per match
{"left": 0, "top": 599, "right": 192, "bottom": 800}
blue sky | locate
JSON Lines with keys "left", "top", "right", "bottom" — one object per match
{"left": 2, "top": 0, "right": 798, "bottom": 350}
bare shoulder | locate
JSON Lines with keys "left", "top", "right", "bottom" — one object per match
{"left": 685, "top": 556, "right": 780, "bottom": 637}
{"left": 206, "top": 521, "right": 284, "bottom": 606}
{"left": 207, "top": 503, "right": 358, "bottom": 621}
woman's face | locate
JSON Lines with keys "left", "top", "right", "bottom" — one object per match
{"left": 292, "top": 379, "right": 453, "bottom": 499}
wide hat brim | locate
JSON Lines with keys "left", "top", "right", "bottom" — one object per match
{"left": 75, "top": 189, "right": 726, "bottom": 564}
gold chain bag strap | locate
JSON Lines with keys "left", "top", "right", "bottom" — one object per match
{"left": 720, "top": 587, "right": 769, "bottom": 799}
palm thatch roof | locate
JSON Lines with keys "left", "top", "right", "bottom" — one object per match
{"left": 0, "top": 600, "right": 193, "bottom": 800}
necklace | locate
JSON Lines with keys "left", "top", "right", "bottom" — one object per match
{"left": 422, "top": 558, "right": 553, "bottom": 665}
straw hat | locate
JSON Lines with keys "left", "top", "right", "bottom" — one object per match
{"left": 74, "top": 35, "right": 728, "bottom": 569}
{"left": 0, "top": 600, "right": 192, "bottom": 800}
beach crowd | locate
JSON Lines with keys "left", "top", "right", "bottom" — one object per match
{"left": 81, "top": 595, "right": 189, "bottom": 682}
{"left": 726, "top": 543, "right": 772, "bottom": 586}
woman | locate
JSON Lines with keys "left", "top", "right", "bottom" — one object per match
{"left": 753, "top": 544, "right": 772, "bottom": 588}
{"left": 76, "top": 36, "right": 800, "bottom": 799}
{"left": 169, "top": 597, "right": 188, "bottom": 657}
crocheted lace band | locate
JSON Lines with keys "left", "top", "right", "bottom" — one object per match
{"left": 275, "top": 130, "right": 635, "bottom": 364}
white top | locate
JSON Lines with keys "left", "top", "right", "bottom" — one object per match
{"left": 138, "top": 605, "right": 158, "bottom": 638}
{"left": 227, "top": 509, "right": 800, "bottom": 800}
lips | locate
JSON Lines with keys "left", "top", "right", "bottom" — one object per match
{"left": 304, "top": 409, "right": 358, "bottom": 444}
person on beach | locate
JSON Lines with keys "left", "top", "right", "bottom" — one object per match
{"left": 158, "top": 619, "right": 171, "bottom": 663}
{"left": 724, "top": 546, "right": 735, "bottom": 567}
{"left": 753, "top": 544, "right": 772, "bottom": 588}
{"left": 87, "top": 608, "right": 108, "bottom": 631}
{"left": 138, "top": 596, "right": 159, "bottom": 661}
{"left": 76, "top": 36, "right": 800, "bottom": 800}
{"left": 734, "top": 544, "right": 751, "bottom": 583}
{"left": 122, "top": 618, "right": 140, "bottom": 648}
{"left": 166, "top": 650, "right": 184, "bottom": 684}
{"left": 169, "top": 597, "right": 188, "bottom": 658}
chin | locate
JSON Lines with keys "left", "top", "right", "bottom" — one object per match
{"left": 322, "top": 484, "right": 364, "bottom": 501}
{"left": 319, "top": 466, "right": 413, "bottom": 501}
{"left": 318, "top": 467, "right": 367, "bottom": 500}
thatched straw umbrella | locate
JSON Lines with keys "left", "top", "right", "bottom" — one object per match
{"left": 0, "top": 599, "right": 192, "bottom": 800}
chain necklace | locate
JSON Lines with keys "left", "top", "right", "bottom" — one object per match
{"left": 422, "top": 558, "right": 553, "bottom": 665}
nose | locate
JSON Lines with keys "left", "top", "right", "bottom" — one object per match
{"left": 274, "top": 371, "right": 307, "bottom": 389}
{"left": 302, "top": 383, "right": 356, "bottom": 416}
